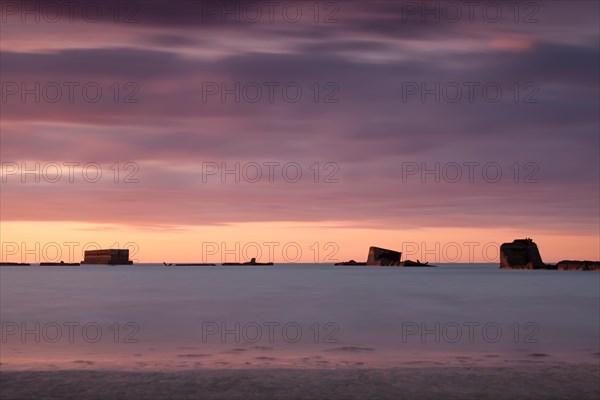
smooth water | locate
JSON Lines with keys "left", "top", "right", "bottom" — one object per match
{"left": 1, "top": 264, "right": 598, "bottom": 370}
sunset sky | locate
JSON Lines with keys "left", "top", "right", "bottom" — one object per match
{"left": 1, "top": 0, "right": 598, "bottom": 263}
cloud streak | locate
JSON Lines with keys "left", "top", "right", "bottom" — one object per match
{"left": 1, "top": 0, "right": 598, "bottom": 245}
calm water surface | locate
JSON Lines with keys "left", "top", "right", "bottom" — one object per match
{"left": 1, "top": 264, "right": 598, "bottom": 370}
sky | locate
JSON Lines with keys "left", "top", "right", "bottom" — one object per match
{"left": 1, "top": 0, "right": 599, "bottom": 263}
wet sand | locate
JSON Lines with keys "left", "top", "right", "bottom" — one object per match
{"left": 1, "top": 364, "right": 598, "bottom": 400}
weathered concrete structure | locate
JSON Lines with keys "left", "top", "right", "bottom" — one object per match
{"left": 81, "top": 249, "right": 133, "bottom": 265}
{"left": 499, "top": 238, "right": 545, "bottom": 269}
{"left": 366, "top": 246, "right": 402, "bottom": 266}
{"left": 335, "top": 247, "right": 432, "bottom": 266}
{"left": 500, "top": 239, "right": 599, "bottom": 271}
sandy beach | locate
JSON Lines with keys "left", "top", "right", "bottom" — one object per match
{"left": 1, "top": 364, "right": 599, "bottom": 400}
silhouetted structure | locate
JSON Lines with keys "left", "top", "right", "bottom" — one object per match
{"left": 336, "top": 247, "right": 432, "bottom": 267}
{"left": 500, "top": 239, "right": 600, "bottom": 271}
{"left": 222, "top": 258, "right": 273, "bottom": 266}
{"left": 82, "top": 249, "right": 133, "bottom": 265}
{"left": 499, "top": 238, "right": 545, "bottom": 269}
{"left": 367, "top": 246, "right": 402, "bottom": 266}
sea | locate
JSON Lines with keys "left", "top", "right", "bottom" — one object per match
{"left": 1, "top": 263, "right": 599, "bottom": 370}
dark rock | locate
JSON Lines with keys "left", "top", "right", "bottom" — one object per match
{"left": 557, "top": 260, "right": 600, "bottom": 271}
{"left": 401, "top": 260, "right": 434, "bottom": 267}
{"left": 335, "top": 260, "right": 367, "bottom": 266}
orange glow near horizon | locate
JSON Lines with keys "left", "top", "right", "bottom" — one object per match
{"left": 1, "top": 221, "right": 597, "bottom": 264}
